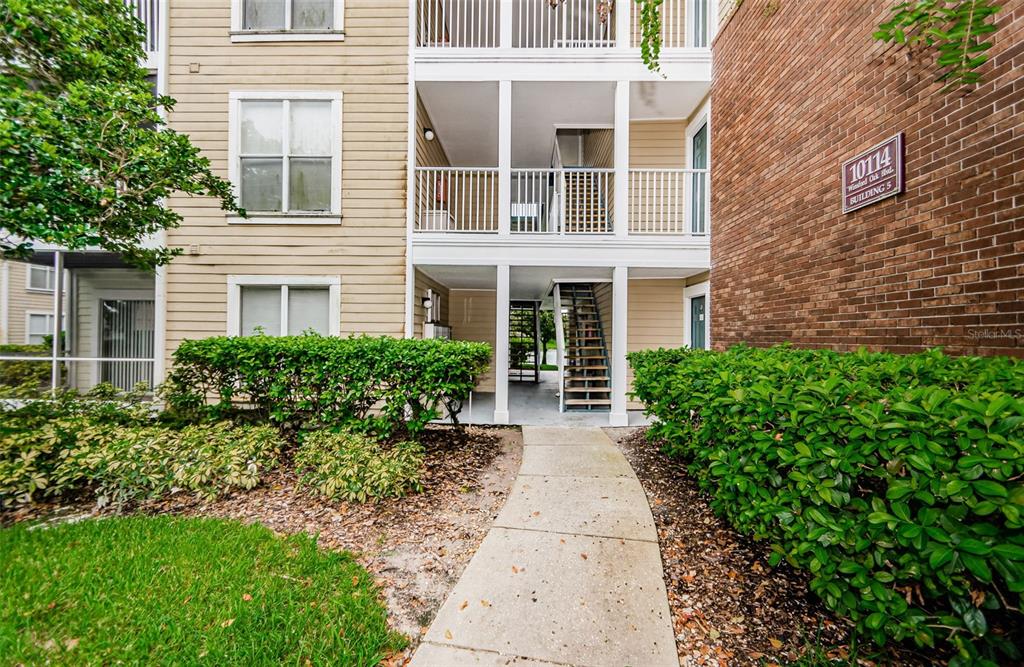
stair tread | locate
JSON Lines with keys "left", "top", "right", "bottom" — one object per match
{"left": 565, "top": 399, "right": 612, "bottom": 406}
{"left": 564, "top": 387, "right": 611, "bottom": 393}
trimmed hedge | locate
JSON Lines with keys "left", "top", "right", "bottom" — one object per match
{"left": 162, "top": 335, "right": 491, "bottom": 437}
{"left": 629, "top": 345, "right": 1023, "bottom": 664}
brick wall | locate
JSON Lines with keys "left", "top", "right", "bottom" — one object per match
{"left": 710, "top": 0, "right": 1024, "bottom": 357}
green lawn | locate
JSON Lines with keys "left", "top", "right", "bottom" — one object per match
{"left": 0, "top": 516, "right": 404, "bottom": 666}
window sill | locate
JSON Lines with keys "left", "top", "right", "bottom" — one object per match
{"left": 25, "top": 288, "right": 55, "bottom": 294}
{"left": 227, "top": 214, "right": 342, "bottom": 225}
{"left": 230, "top": 30, "right": 345, "bottom": 43}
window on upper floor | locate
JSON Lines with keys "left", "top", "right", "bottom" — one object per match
{"left": 231, "top": 0, "right": 345, "bottom": 41}
{"left": 228, "top": 92, "right": 342, "bottom": 222}
{"left": 228, "top": 276, "right": 341, "bottom": 336}
{"left": 27, "top": 264, "right": 55, "bottom": 292}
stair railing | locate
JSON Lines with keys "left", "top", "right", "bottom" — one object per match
{"left": 548, "top": 140, "right": 566, "bottom": 234}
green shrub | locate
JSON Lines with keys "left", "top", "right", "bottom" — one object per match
{"left": 629, "top": 345, "right": 1024, "bottom": 664}
{"left": 162, "top": 334, "right": 491, "bottom": 437}
{"left": 0, "top": 343, "right": 51, "bottom": 395}
{"left": 56, "top": 421, "right": 283, "bottom": 507}
{"left": 0, "top": 386, "right": 283, "bottom": 507}
{"left": 294, "top": 430, "right": 423, "bottom": 503}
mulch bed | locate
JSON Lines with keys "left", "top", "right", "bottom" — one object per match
{"left": 2, "top": 425, "right": 522, "bottom": 664}
{"left": 609, "top": 427, "right": 932, "bottom": 667}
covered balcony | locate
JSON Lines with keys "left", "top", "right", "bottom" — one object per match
{"left": 415, "top": 0, "right": 713, "bottom": 50}
{"left": 411, "top": 79, "right": 711, "bottom": 263}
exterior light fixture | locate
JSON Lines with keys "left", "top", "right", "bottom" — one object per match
{"left": 423, "top": 128, "right": 435, "bottom": 142}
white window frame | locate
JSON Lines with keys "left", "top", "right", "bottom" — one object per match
{"left": 26, "top": 264, "right": 55, "bottom": 292}
{"left": 228, "top": 91, "right": 343, "bottom": 224}
{"left": 227, "top": 275, "right": 341, "bottom": 336}
{"left": 686, "top": 0, "right": 719, "bottom": 47}
{"left": 230, "top": 0, "right": 345, "bottom": 42}
{"left": 25, "top": 310, "right": 56, "bottom": 345}
{"left": 684, "top": 98, "right": 712, "bottom": 236}
{"left": 683, "top": 281, "right": 710, "bottom": 350}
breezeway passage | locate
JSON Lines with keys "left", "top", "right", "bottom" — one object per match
{"left": 410, "top": 426, "right": 676, "bottom": 666}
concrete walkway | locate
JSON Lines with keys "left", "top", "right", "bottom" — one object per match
{"left": 410, "top": 426, "right": 676, "bottom": 667}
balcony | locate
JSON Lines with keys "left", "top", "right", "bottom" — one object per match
{"left": 414, "top": 166, "right": 707, "bottom": 237}
{"left": 415, "top": 0, "right": 709, "bottom": 50}
{"left": 127, "top": 0, "right": 162, "bottom": 69}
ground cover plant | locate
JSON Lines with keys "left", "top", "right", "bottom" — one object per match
{"left": 0, "top": 343, "right": 53, "bottom": 396}
{"left": 295, "top": 430, "right": 425, "bottom": 503}
{"left": 0, "top": 516, "right": 403, "bottom": 665}
{"left": 0, "top": 384, "right": 283, "bottom": 509}
{"left": 629, "top": 345, "right": 1024, "bottom": 665}
{"left": 163, "top": 334, "right": 491, "bottom": 438}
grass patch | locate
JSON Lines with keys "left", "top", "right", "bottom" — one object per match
{"left": 0, "top": 516, "right": 404, "bottom": 665}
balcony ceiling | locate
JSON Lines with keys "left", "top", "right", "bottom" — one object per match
{"left": 419, "top": 80, "right": 708, "bottom": 168}
{"left": 417, "top": 265, "right": 707, "bottom": 301}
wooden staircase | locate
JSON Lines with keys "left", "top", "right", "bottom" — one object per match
{"left": 560, "top": 283, "right": 611, "bottom": 411}
{"left": 563, "top": 171, "right": 610, "bottom": 233}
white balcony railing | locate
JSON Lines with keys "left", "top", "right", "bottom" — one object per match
{"left": 415, "top": 0, "right": 703, "bottom": 50}
{"left": 415, "top": 167, "right": 499, "bottom": 232}
{"left": 628, "top": 168, "right": 709, "bottom": 235}
{"left": 127, "top": 0, "right": 161, "bottom": 65}
{"left": 511, "top": 168, "right": 613, "bottom": 233}
{"left": 415, "top": 167, "right": 620, "bottom": 235}
{"left": 513, "top": 0, "right": 615, "bottom": 49}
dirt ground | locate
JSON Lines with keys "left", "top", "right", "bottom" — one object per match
{"left": 608, "top": 427, "right": 853, "bottom": 666}
{"left": 4, "top": 425, "right": 522, "bottom": 663}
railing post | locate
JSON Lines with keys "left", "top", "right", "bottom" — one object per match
{"left": 616, "top": 0, "right": 630, "bottom": 48}
{"left": 498, "top": 80, "right": 512, "bottom": 237}
{"left": 500, "top": 0, "right": 512, "bottom": 48}
{"left": 614, "top": 80, "right": 630, "bottom": 237}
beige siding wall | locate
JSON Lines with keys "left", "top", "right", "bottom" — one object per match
{"left": 163, "top": 0, "right": 409, "bottom": 364}
{"left": 583, "top": 129, "right": 614, "bottom": 168}
{"left": 413, "top": 270, "right": 450, "bottom": 339}
{"left": 71, "top": 269, "right": 154, "bottom": 389}
{"left": 629, "top": 120, "right": 687, "bottom": 168}
{"left": 626, "top": 278, "right": 685, "bottom": 409}
{"left": 449, "top": 289, "right": 496, "bottom": 392}
{"left": 2, "top": 261, "right": 57, "bottom": 345}
{"left": 416, "top": 96, "right": 449, "bottom": 167}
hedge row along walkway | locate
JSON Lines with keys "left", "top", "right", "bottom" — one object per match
{"left": 411, "top": 426, "right": 676, "bottom": 666}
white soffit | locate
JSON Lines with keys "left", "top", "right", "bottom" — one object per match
{"left": 418, "top": 82, "right": 500, "bottom": 167}
{"left": 630, "top": 81, "right": 708, "bottom": 120}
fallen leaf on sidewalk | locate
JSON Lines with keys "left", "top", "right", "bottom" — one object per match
{"left": 580, "top": 553, "right": 588, "bottom": 560}
{"left": 459, "top": 600, "right": 468, "bottom": 611}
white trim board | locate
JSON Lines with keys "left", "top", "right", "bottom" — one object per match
{"left": 226, "top": 275, "right": 342, "bottom": 336}
{"left": 683, "top": 280, "right": 710, "bottom": 350}
{"left": 230, "top": 0, "right": 345, "bottom": 41}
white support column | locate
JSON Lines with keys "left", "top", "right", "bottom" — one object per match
{"left": 615, "top": 0, "right": 630, "bottom": 48}
{"left": 614, "top": 80, "right": 630, "bottom": 238}
{"left": 609, "top": 265, "right": 628, "bottom": 426}
{"left": 50, "top": 251, "right": 64, "bottom": 394}
{"left": 0, "top": 261, "right": 9, "bottom": 345}
{"left": 500, "top": 0, "right": 513, "bottom": 48}
{"left": 154, "top": 264, "right": 167, "bottom": 384}
{"left": 498, "top": 80, "right": 512, "bottom": 238}
{"left": 494, "top": 264, "right": 511, "bottom": 424}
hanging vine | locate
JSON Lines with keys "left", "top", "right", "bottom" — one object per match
{"left": 635, "top": 0, "right": 664, "bottom": 72}
{"left": 874, "top": 0, "right": 1002, "bottom": 91}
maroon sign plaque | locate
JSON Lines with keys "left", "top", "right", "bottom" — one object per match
{"left": 842, "top": 133, "right": 904, "bottom": 213}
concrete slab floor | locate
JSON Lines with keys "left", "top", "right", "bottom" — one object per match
{"left": 457, "top": 373, "right": 651, "bottom": 427}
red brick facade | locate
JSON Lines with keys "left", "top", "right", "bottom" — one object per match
{"left": 710, "top": 0, "right": 1024, "bottom": 357}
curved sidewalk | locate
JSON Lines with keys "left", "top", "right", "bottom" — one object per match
{"left": 410, "top": 426, "right": 676, "bottom": 667}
